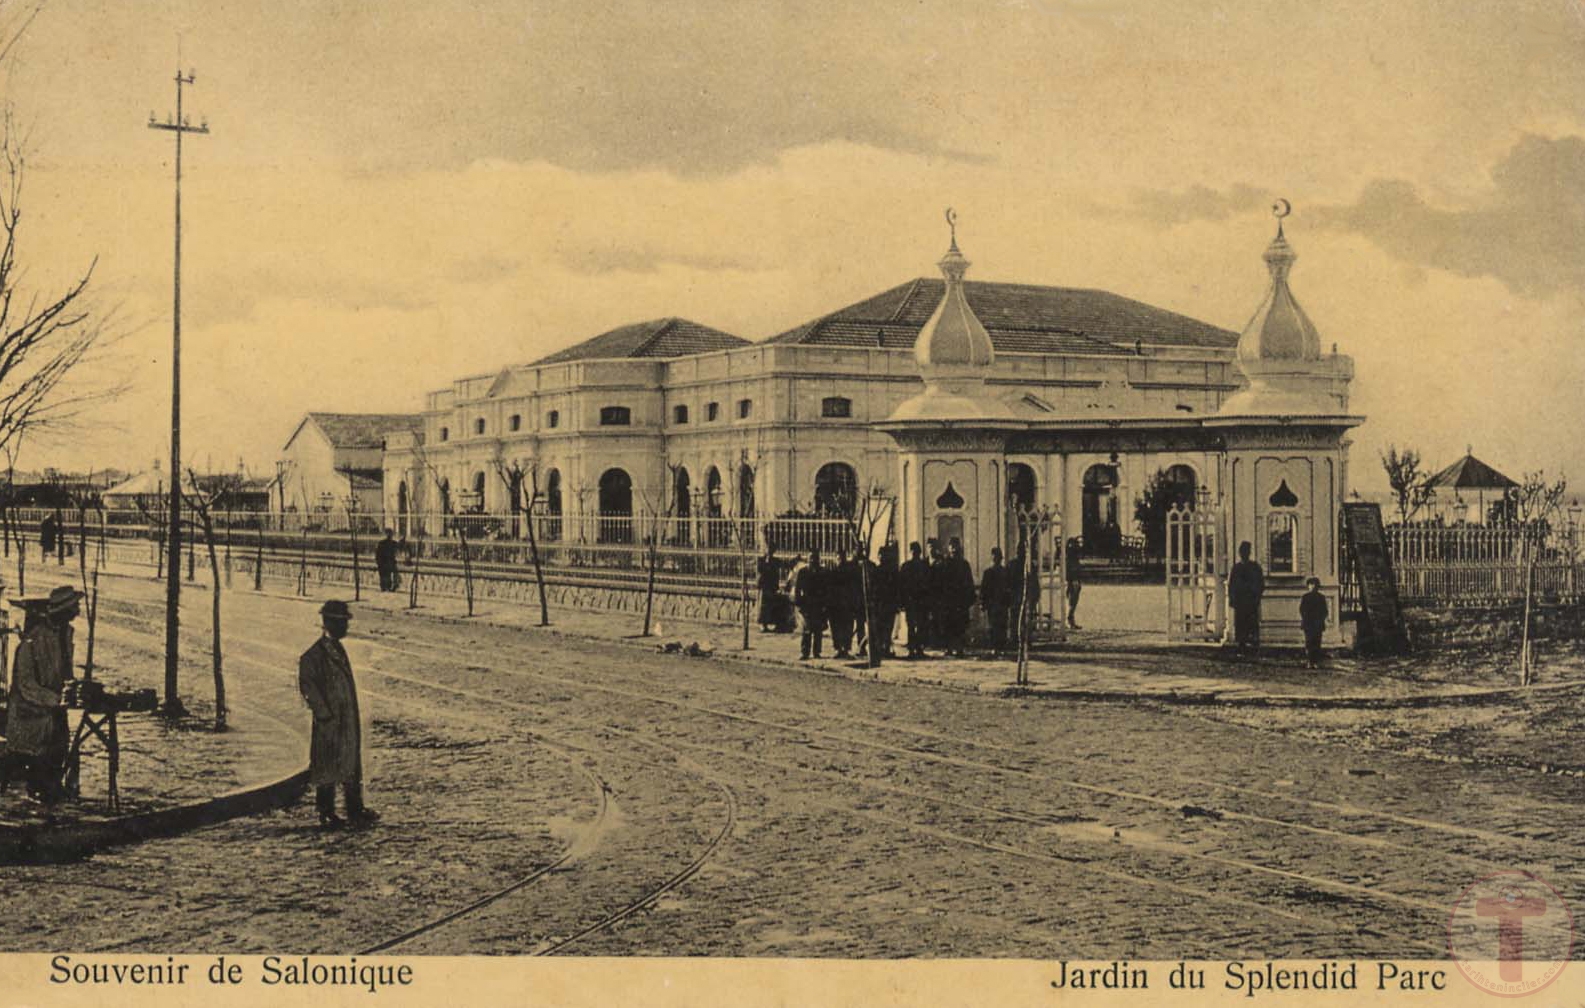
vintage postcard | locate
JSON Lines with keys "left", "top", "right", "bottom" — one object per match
{"left": 0, "top": 1, "right": 1582, "bottom": 1005}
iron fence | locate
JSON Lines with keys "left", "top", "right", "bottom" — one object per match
{"left": 1384, "top": 521, "right": 1581, "bottom": 606}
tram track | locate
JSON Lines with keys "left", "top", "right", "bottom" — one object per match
{"left": 89, "top": 585, "right": 1582, "bottom": 954}
{"left": 90, "top": 614, "right": 739, "bottom": 956}
{"left": 104, "top": 610, "right": 1449, "bottom": 953}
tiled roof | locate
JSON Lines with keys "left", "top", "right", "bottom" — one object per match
{"left": 533, "top": 317, "right": 749, "bottom": 365}
{"left": 1427, "top": 453, "right": 1519, "bottom": 491}
{"left": 305, "top": 412, "right": 423, "bottom": 449}
{"left": 767, "top": 279, "right": 1238, "bottom": 354}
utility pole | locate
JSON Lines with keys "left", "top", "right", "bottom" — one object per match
{"left": 149, "top": 66, "right": 209, "bottom": 716}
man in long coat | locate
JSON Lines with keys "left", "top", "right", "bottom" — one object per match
{"left": 299, "top": 599, "right": 378, "bottom": 829}
{"left": 1228, "top": 541, "right": 1265, "bottom": 654}
{"left": 374, "top": 529, "right": 400, "bottom": 592}
{"left": 4, "top": 585, "right": 81, "bottom": 810}
{"left": 936, "top": 539, "right": 977, "bottom": 657}
{"left": 792, "top": 549, "right": 827, "bottom": 660}
{"left": 897, "top": 542, "right": 931, "bottom": 658}
{"left": 979, "top": 547, "right": 1011, "bottom": 654}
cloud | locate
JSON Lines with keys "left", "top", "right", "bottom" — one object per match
{"left": 1312, "top": 133, "right": 1585, "bottom": 298}
{"left": 1120, "top": 183, "right": 1271, "bottom": 225}
{"left": 552, "top": 244, "right": 763, "bottom": 276}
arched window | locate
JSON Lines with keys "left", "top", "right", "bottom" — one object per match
{"left": 599, "top": 405, "right": 631, "bottom": 426}
{"left": 738, "top": 464, "right": 756, "bottom": 518}
{"left": 821, "top": 396, "right": 852, "bottom": 418}
{"left": 672, "top": 467, "right": 692, "bottom": 544}
{"left": 474, "top": 417, "right": 486, "bottom": 435}
{"left": 597, "top": 468, "right": 633, "bottom": 543}
{"left": 470, "top": 471, "right": 486, "bottom": 512}
{"left": 706, "top": 402, "right": 720, "bottom": 422}
{"left": 547, "top": 410, "right": 559, "bottom": 429}
{"left": 1006, "top": 463, "right": 1038, "bottom": 553}
{"left": 509, "top": 414, "right": 521, "bottom": 432}
{"left": 439, "top": 426, "right": 450, "bottom": 442}
{"left": 439, "top": 478, "right": 452, "bottom": 515}
{"left": 1082, "top": 463, "right": 1120, "bottom": 556}
{"left": 814, "top": 462, "right": 858, "bottom": 517}
{"left": 674, "top": 404, "right": 689, "bottom": 425}
{"left": 705, "top": 466, "right": 726, "bottom": 546}
{"left": 737, "top": 399, "right": 753, "bottom": 419}
{"left": 1266, "top": 480, "right": 1300, "bottom": 574}
{"left": 397, "top": 481, "right": 409, "bottom": 538}
{"left": 543, "top": 468, "right": 563, "bottom": 541}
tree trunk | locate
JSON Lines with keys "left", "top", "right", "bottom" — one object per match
{"left": 407, "top": 533, "right": 422, "bottom": 609}
{"left": 350, "top": 521, "right": 362, "bottom": 602}
{"left": 84, "top": 568, "right": 98, "bottom": 682}
{"left": 296, "top": 526, "right": 309, "bottom": 597}
{"left": 641, "top": 520, "right": 659, "bottom": 637}
{"left": 202, "top": 518, "right": 226, "bottom": 730}
{"left": 524, "top": 502, "right": 550, "bottom": 626}
{"left": 254, "top": 524, "right": 264, "bottom": 591}
{"left": 460, "top": 526, "right": 475, "bottom": 617}
{"left": 740, "top": 526, "right": 751, "bottom": 651}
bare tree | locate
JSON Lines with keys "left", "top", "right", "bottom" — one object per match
{"left": 0, "top": 112, "right": 128, "bottom": 468}
{"left": 726, "top": 453, "right": 760, "bottom": 651}
{"left": 1513, "top": 471, "right": 1569, "bottom": 686}
{"left": 1380, "top": 446, "right": 1436, "bottom": 525}
{"left": 494, "top": 455, "right": 550, "bottom": 626}
{"left": 636, "top": 464, "right": 682, "bottom": 638}
{"left": 183, "top": 469, "right": 232, "bottom": 729}
{"left": 840, "top": 481, "right": 895, "bottom": 670}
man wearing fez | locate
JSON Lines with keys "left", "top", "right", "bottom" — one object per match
{"left": 299, "top": 600, "right": 378, "bottom": 829}
{"left": 1228, "top": 541, "right": 1266, "bottom": 655}
{"left": 3, "top": 585, "right": 82, "bottom": 812}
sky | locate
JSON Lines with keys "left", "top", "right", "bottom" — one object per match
{"left": 1, "top": 0, "right": 1582, "bottom": 492}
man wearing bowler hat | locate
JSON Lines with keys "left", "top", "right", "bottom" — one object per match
{"left": 3, "top": 585, "right": 82, "bottom": 813}
{"left": 298, "top": 599, "right": 378, "bottom": 829}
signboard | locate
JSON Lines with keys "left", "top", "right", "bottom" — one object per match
{"left": 1340, "top": 501, "right": 1409, "bottom": 653}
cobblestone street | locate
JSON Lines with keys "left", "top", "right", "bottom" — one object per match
{"left": 3, "top": 571, "right": 1583, "bottom": 958}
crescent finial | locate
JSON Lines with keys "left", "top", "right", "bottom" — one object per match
{"left": 945, "top": 207, "right": 958, "bottom": 251}
{"left": 1272, "top": 198, "right": 1291, "bottom": 219}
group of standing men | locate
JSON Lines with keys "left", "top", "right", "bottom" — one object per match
{"left": 759, "top": 536, "right": 1083, "bottom": 662}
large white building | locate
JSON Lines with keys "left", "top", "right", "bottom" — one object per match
{"left": 381, "top": 247, "right": 1351, "bottom": 552}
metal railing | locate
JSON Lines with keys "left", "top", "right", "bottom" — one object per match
{"left": 3, "top": 507, "right": 870, "bottom": 586}
{"left": 1384, "top": 521, "right": 1581, "bottom": 606}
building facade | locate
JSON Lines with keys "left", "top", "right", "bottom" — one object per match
{"left": 382, "top": 250, "right": 1352, "bottom": 567}
{"left": 281, "top": 412, "right": 422, "bottom": 519}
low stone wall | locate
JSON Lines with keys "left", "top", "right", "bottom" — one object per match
{"left": 1403, "top": 601, "right": 1585, "bottom": 649}
{"left": 232, "top": 555, "right": 747, "bottom": 626}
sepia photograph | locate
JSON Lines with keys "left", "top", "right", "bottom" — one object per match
{"left": 0, "top": 0, "right": 1582, "bottom": 1004}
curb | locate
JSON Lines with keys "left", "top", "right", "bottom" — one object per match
{"left": 100, "top": 569, "right": 1585, "bottom": 713}
{"left": 0, "top": 767, "right": 309, "bottom": 865}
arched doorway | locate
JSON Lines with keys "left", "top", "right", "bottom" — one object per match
{"left": 597, "top": 468, "right": 633, "bottom": 543}
{"left": 738, "top": 464, "right": 756, "bottom": 517}
{"left": 397, "top": 481, "right": 409, "bottom": 538}
{"left": 673, "top": 467, "right": 692, "bottom": 545}
{"left": 814, "top": 462, "right": 857, "bottom": 518}
{"left": 1006, "top": 463, "right": 1037, "bottom": 553}
{"left": 705, "top": 466, "right": 725, "bottom": 546}
{"left": 544, "top": 468, "right": 563, "bottom": 541}
{"left": 1082, "top": 464, "right": 1119, "bottom": 556}
{"left": 471, "top": 471, "right": 486, "bottom": 512}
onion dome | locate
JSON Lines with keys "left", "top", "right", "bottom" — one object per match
{"left": 914, "top": 219, "right": 996, "bottom": 375}
{"left": 1236, "top": 208, "right": 1322, "bottom": 365}
{"left": 1218, "top": 201, "right": 1348, "bottom": 417}
{"left": 890, "top": 210, "right": 1012, "bottom": 423}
